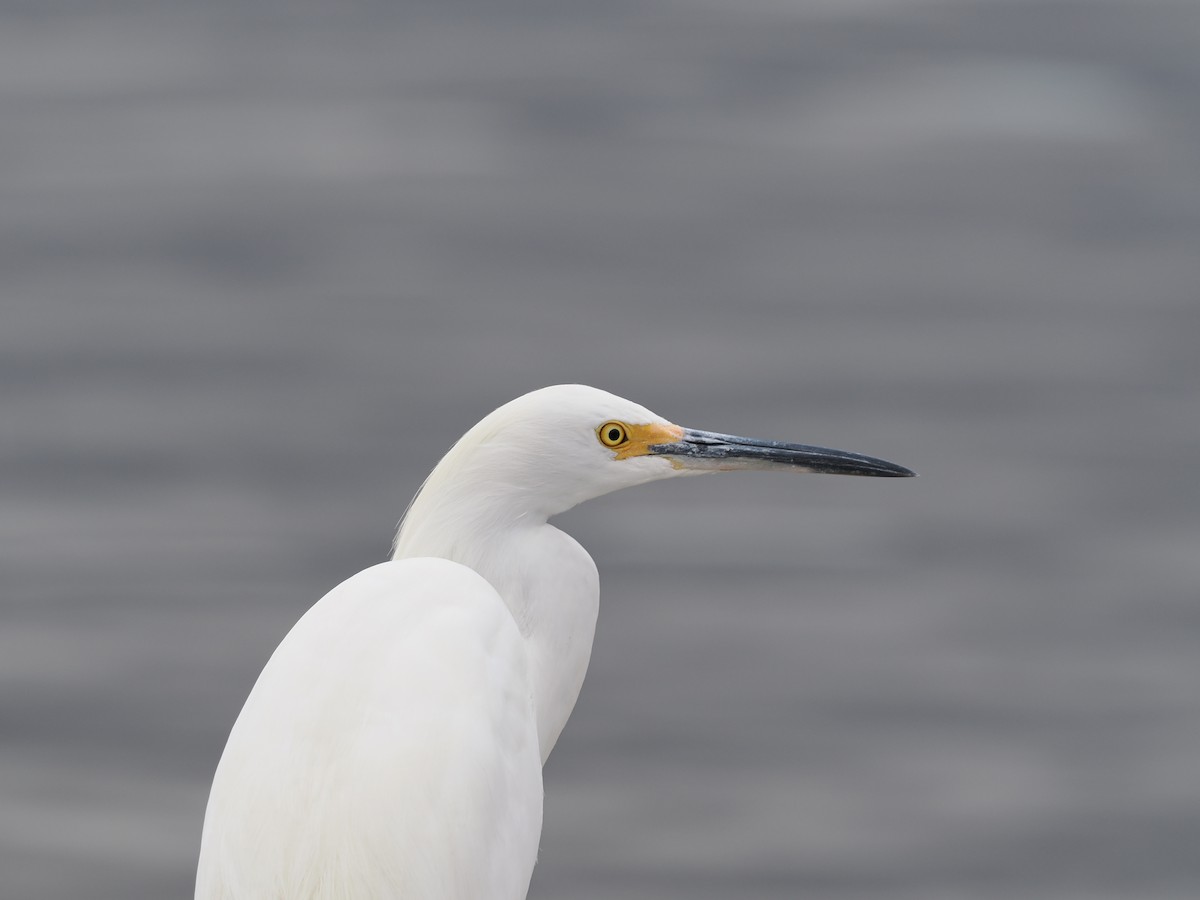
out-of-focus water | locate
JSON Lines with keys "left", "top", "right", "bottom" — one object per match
{"left": 3, "top": 2, "right": 1199, "bottom": 898}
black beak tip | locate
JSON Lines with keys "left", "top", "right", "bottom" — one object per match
{"left": 809, "top": 449, "right": 915, "bottom": 478}
{"left": 838, "top": 460, "right": 916, "bottom": 478}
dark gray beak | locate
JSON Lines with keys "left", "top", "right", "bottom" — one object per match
{"left": 649, "top": 429, "right": 915, "bottom": 477}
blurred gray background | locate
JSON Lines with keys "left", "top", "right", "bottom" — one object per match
{"left": 3, "top": 1, "right": 1199, "bottom": 898}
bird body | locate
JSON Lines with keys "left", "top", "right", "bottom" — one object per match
{"left": 197, "top": 385, "right": 912, "bottom": 899}
{"left": 196, "top": 558, "right": 543, "bottom": 899}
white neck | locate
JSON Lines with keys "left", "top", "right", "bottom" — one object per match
{"left": 392, "top": 474, "right": 599, "bottom": 763}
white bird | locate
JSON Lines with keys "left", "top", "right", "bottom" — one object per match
{"left": 196, "top": 384, "right": 912, "bottom": 900}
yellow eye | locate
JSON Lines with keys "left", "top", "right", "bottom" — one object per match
{"left": 598, "top": 421, "right": 629, "bottom": 448}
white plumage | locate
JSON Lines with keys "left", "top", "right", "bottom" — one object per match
{"left": 196, "top": 384, "right": 911, "bottom": 899}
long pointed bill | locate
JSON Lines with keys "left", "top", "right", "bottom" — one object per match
{"left": 648, "top": 428, "right": 915, "bottom": 477}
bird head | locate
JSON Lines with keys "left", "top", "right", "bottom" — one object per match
{"left": 404, "top": 385, "right": 913, "bottom": 525}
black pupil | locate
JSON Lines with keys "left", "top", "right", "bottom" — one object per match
{"left": 608, "top": 428, "right": 622, "bottom": 443}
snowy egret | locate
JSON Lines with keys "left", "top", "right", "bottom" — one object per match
{"left": 196, "top": 384, "right": 912, "bottom": 899}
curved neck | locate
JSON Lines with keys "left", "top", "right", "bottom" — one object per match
{"left": 393, "top": 481, "right": 599, "bottom": 761}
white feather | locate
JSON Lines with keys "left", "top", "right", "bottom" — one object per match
{"left": 196, "top": 559, "right": 542, "bottom": 899}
